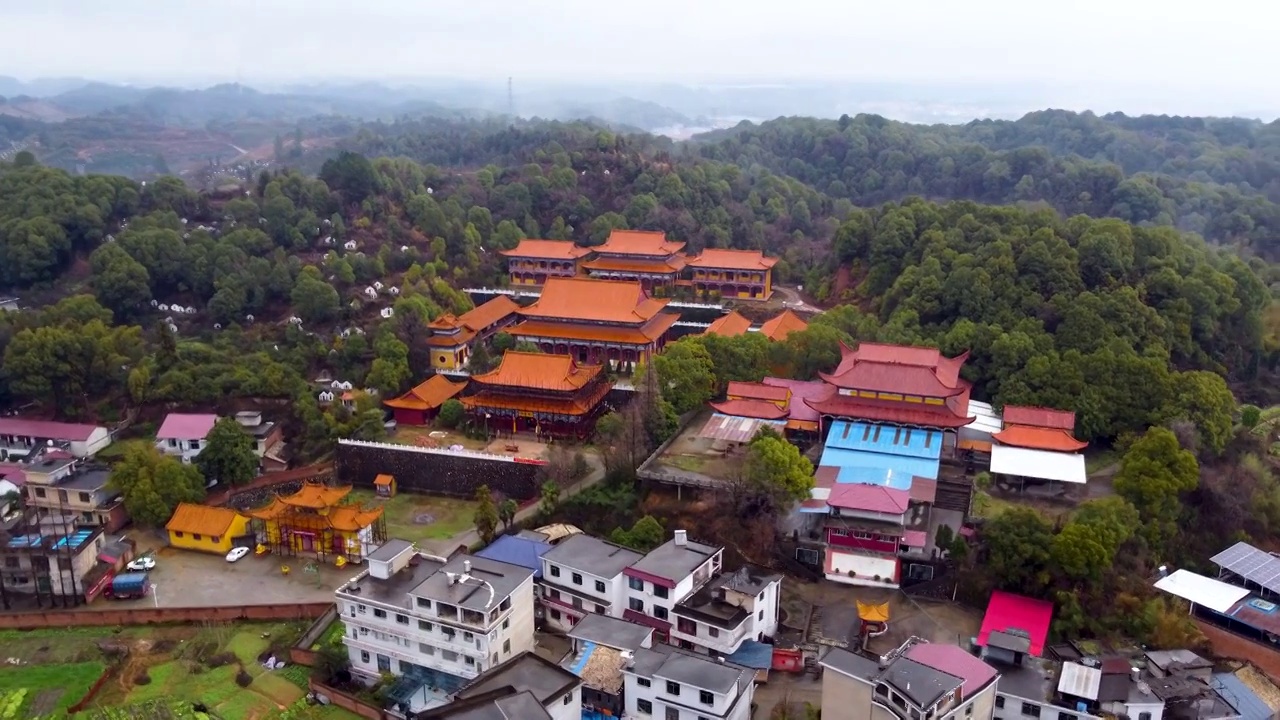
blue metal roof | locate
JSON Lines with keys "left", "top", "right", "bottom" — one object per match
{"left": 475, "top": 535, "right": 552, "bottom": 579}
{"left": 1211, "top": 673, "right": 1274, "bottom": 720}
{"left": 817, "top": 447, "right": 940, "bottom": 485}
{"left": 725, "top": 640, "right": 773, "bottom": 670}
{"left": 569, "top": 641, "right": 597, "bottom": 676}
{"left": 824, "top": 421, "right": 943, "bottom": 459}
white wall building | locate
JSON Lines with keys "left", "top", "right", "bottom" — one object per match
{"left": 0, "top": 418, "right": 112, "bottom": 460}
{"left": 154, "top": 413, "right": 219, "bottom": 464}
{"left": 539, "top": 533, "right": 643, "bottom": 632}
{"left": 440, "top": 651, "right": 582, "bottom": 720}
{"left": 335, "top": 540, "right": 537, "bottom": 714}
{"left": 622, "top": 643, "right": 756, "bottom": 720}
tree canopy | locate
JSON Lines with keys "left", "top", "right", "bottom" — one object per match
{"left": 109, "top": 445, "right": 206, "bottom": 527}
{"left": 195, "top": 417, "right": 260, "bottom": 487}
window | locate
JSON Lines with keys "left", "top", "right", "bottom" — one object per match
{"left": 654, "top": 585, "right": 669, "bottom": 599}
{"left": 360, "top": 651, "right": 370, "bottom": 663}
{"left": 708, "top": 627, "right": 720, "bottom": 638}
{"left": 211, "top": 536, "right": 220, "bottom": 543}
{"left": 637, "top": 699, "right": 653, "bottom": 714}
{"left": 595, "top": 580, "right": 606, "bottom": 593}
{"left": 503, "top": 639, "right": 511, "bottom": 654}
{"left": 419, "top": 643, "right": 435, "bottom": 655}
{"left": 564, "top": 693, "right": 573, "bottom": 705}
{"left": 572, "top": 572, "right": 583, "bottom": 585}
{"left": 419, "top": 620, "right": 432, "bottom": 631}
{"left": 550, "top": 589, "right": 561, "bottom": 600}
{"left": 464, "top": 656, "right": 475, "bottom": 666}
{"left": 499, "top": 597, "right": 511, "bottom": 612}
{"left": 629, "top": 577, "right": 644, "bottom": 591}
{"left": 572, "top": 597, "right": 583, "bottom": 609}
{"left": 190, "top": 440, "right": 201, "bottom": 449}
{"left": 550, "top": 610, "right": 561, "bottom": 621}
{"left": 1138, "top": 715, "right": 1151, "bottom": 720}
{"left": 758, "top": 609, "right": 764, "bottom": 621}
{"left": 173, "top": 531, "right": 183, "bottom": 537}
{"left": 665, "top": 708, "right": 679, "bottom": 720}
{"left": 376, "top": 654, "right": 390, "bottom": 672}
{"left": 638, "top": 678, "right": 651, "bottom": 688}
{"left": 678, "top": 618, "right": 696, "bottom": 634}
{"left": 463, "top": 631, "right": 474, "bottom": 642}
{"left": 550, "top": 565, "right": 561, "bottom": 577}
{"left": 395, "top": 614, "right": 408, "bottom": 625}
{"left": 629, "top": 598, "right": 644, "bottom": 612}
{"left": 193, "top": 534, "right": 202, "bottom": 541}
{"left": 1058, "top": 714, "right": 1077, "bottom": 720}
{"left": 78, "top": 492, "right": 90, "bottom": 502}
{"left": 995, "top": 697, "right": 1004, "bottom": 709}
{"left": 700, "top": 690, "right": 714, "bottom": 705}
{"left": 417, "top": 597, "right": 431, "bottom": 609}
{"left": 373, "top": 609, "right": 387, "bottom": 619}
{"left": 357, "top": 604, "right": 367, "bottom": 614}
{"left": 442, "top": 650, "right": 458, "bottom": 661}
{"left": 666, "top": 681, "right": 680, "bottom": 696}
{"left": 1021, "top": 703, "right": 1041, "bottom": 718}
{"left": 595, "top": 604, "right": 606, "bottom": 614}
{"left": 654, "top": 606, "right": 668, "bottom": 620}
{"left": 503, "top": 618, "right": 510, "bottom": 630}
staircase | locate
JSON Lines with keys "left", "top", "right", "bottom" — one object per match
{"left": 934, "top": 478, "right": 972, "bottom": 513}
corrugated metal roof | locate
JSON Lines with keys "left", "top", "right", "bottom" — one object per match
{"left": 1058, "top": 662, "right": 1102, "bottom": 700}
{"left": 698, "top": 413, "right": 785, "bottom": 443}
{"left": 817, "top": 449, "right": 940, "bottom": 485}
{"left": 825, "top": 421, "right": 944, "bottom": 459}
{"left": 1154, "top": 569, "right": 1251, "bottom": 613}
{"left": 989, "top": 445, "right": 1087, "bottom": 483}
{"left": 1211, "top": 672, "right": 1275, "bottom": 720}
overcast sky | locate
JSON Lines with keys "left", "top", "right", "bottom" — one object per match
{"left": 2, "top": 0, "right": 1275, "bottom": 106}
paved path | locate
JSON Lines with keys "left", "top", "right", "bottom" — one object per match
{"left": 421, "top": 453, "right": 607, "bottom": 554}
{"left": 774, "top": 285, "right": 822, "bottom": 314}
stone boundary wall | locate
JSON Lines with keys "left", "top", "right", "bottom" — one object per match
{"left": 336, "top": 440, "right": 545, "bottom": 500}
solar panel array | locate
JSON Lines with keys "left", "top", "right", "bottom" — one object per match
{"left": 1211, "top": 541, "right": 1280, "bottom": 594}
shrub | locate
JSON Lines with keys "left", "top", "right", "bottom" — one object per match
{"left": 134, "top": 672, "right": 152, "bottom": 685}
{"left": 235, "top": 669, "right": 253, "bottom": 687}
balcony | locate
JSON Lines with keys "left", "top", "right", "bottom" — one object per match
{"left": 344, "top": 635, "right": 482, "bottom": 680}
{"left": 670, "top": 617, "right": 749, "bottom": 655}
{"left": 345, "top": 617, "right": 485, "bottom": 656}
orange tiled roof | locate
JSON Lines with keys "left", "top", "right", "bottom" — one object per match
{"left": 459, "top": 295, "right": 520, "bottom": 332}
{"left": 1001, "top": 406, "right": 1077, "bottom": 431}
{"left": 248, "top": 498, "right": 382, "bottom": 531}
{"left": 328, "top": 504, "right": 384, "bottom": 532}
{"left": 374, "top": 474, "right": 394, "bottom": 486}
{"left": 499, "top": 239, "right": 592, "bottom": 260}
{"left": 426, "top": 328, "right": 476, "bottom": 347}
{"left": 710, "top": 399, "right": 789, "bottom": 420}
{"left": 508, "top": 313, "right": 679, "bottom": 345}
{"left": 703, "top": 311, "right": 752, "bottom": 337}
{"left": 519, "top": 277, "right": 670, "bottom": 324}
{"left": 461, "top": 380, "right": 613, "bottom": 417}
{"left": 686, "top": 248, "right": 779, "bottom": 271}
{"left": 428, "top": 313, "right": 463, "bottom": 331}
{"left": 384, "top": 375, "right": 467, "bottom": 411}
{"left": 583, "top": 257, "right": 684, "bottom": 275}
{"left": 470, "top": 351, "right": 603, "bottom": 392}
{"left": 596, "top": 229, "right": 685, "bottom": 256}
{"left": 993, "top": 425, "right": 1088, "bottom": 452}
{"left": 759, "top": 309, "right": 809, "bottom": 341}
{"left": 166, "top": 502, "right": 245, "bottom": 537}
{"left": 279, "top": 482, "right": 353, "bottom": 509}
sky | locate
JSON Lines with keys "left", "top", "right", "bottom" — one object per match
{"left": 2, "top": 0, "right": 1276, "bottom": 112}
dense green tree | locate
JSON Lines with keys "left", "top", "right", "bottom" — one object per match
{"left": 984, "top": 508, "right": 1055, "bottom": 594}
{"left": 291, "top": 266, "right": 340, "bottom": 323}
{"left": 1161, "top": 371, "right": 1236, "bottom": 456}
{"left": 1052, "top": 497, "right": 1140, "bottom": 580}
{"left": 109, "top": 445, "right": 206, "bottom": 527}
{"left": 610, "top": 516, "right": 666, "bottom": 552}
{"left": 195, "top": 418, "right": 259, "bottom": 487}
{"left": 473, "top": 485, "right": 499, "bottom": 545}
{"left": 89, "top": 243, "right": 152, "bottom": 320}
{"left": 320, "top": 151, "right": 378, "bottom": 204}
{"left": 741, "top": 431, "right": 815, "bottom": 507}
{"left": 1114, "top": 427, "right": 1200, "bottom": 551}
{"left": 437, "top": 398, "right": 464, "bottom": 428}
{"left": 652, "top": 340, "right": 716, "bottom": 415}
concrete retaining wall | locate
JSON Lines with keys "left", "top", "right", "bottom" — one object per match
{"left": 336, "top": 439, "right": 545, "bottom": 500}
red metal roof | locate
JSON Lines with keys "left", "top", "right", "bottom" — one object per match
{"left": 904, "top": 643, "right": 999, "bottom": 700}
{"left": 727, "top": 381, "right": 790, "bottom": 403}
{"left": 1001, "top": 406, "right": 1077, "bottom": 431}
{"left": 901, "top": 530, "right": 929, "bottom": 547}
{"left": 805, "top": 392, "right": 974, "bottom": 429}
{"left": 822, "top": 342, "right": 969, "bottom": 397}
{"left": 993, "top": 425, "right": 1088, "bottom": 452}
{"left": 827, "top": 484, "right": 910, "bottom": 514}
{"left": 762, "top": 377, "right": 834, "bottom": 423}
{"left": 156, "top": 413, "right": 219, "bottom": 440}
{"left": 499, "top": 239, "right": 592, "bottom": 260}
{"left": 977, "top": 590, "right": 1054, "bottom": 657}
{"left": 709, "top": 399, "right": 789, "bottom": 420}
{"left": 0, "top": 418, "right": 103, "bottom": 442}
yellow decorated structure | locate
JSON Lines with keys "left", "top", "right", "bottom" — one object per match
{"left": 166, "top": 503, "right": 252, "bottom": 555}
{"left": 247, "top": 482, "right": 387, "bottom": 563}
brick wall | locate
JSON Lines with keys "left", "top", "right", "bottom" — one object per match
{"left": 336, "top": 440, "right": 544, "bottom": 500}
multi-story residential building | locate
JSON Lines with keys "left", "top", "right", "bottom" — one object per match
{"left": 0, "top": 523, "right": 111, "bottom": 605}
{"left": 563, "top": 613, "right": 655, "bottom": 718}
{"left": 155, "top": 413, "right": 219, "bottom": 464}
{"left": 0, "top": 418, "right": 112, "bottom": 461}
{"left": 623, "top": 530, "right": 722, "bottom": 644}
{"left": 439, "top": 651, "right": 582, "bottom": 720}
{"left": 539, "top": 533, "right": 643, "bottom": 633}
{"left": 820, "top": 642, "right": 1000, "bottom": 720}
{"left": 232, "top": 412, "right": 284, "bottom": 466}
{"left": 622, "top": 643, "right": 756, "bottom": 720}
{"left": 671, "top": 564, "right": 781, "bottom": 657}
{"left": 335, "top": 540, "right": 536, "bottom": 714}
{"left": 21, "top": 458, "right": 127, "bottom": 531}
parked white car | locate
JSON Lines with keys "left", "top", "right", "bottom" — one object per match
{"left": 126, "top": 556, "right": 156, "bottom": 571}
{"left": 226, "top": 547, "right": 250, "bottom": 563}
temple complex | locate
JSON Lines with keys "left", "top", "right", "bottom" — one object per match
{"left": 685, "top": 248, "right": 777, "bottom": 300}
{"left": 506, "top": 277, "right": 678, "bottom": 372}
{"left": 459, "top": 351, "right": 614, "bottom": 438}
{"left": 499, "top": 239, "right": 591, "bottom": 286}
{"left": 248, "top": 482, "right": 386, "bottom": 564}
{"left": 425, "top": 295, "right": 520, "bottom": 370}
{"left": 383, "top": 375, "right": 467, "bottom": 426}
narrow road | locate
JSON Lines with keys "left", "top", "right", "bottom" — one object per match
{"left": 774, "top": 285, "right": 822, "bottom": 314}
{"left": 422, "top": 453, "right": 607, "bottom": 554}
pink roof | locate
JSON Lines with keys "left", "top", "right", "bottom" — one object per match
{"left": 156, "top": 413, "right": 219, "bottom": 440}
{"left": 977, "top": 590, "right": 1054, "bottom": 657}
{"left": 904, "top": 643, "right": 998, "bottom": 700}
{"left": 0, "top": 464, "right": 26, "bottom": 486}
{"left": 0, "top": 418, "right": 102, "bottom": 442}
{"left": 1001, "top": 406, "right": 1076, "bottom": 431}
{"left": 761, "top": 377, "right": 833, "bottom": 423}
{"left": 727, "top": 381, "right": 790, "bottom": 403}
{"left": 901, "top": 530, "right": 928, "bottom": 547}
{"left": 826, "top": 484, "right": 910, "bottom": 514}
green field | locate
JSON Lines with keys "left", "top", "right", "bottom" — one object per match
{"left": 347, "top": 489, "right": 478, "bottom": 543}
{"left": 0, "top": 661, "right": 106, "bottom": 717}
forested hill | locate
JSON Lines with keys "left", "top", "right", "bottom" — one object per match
{"left": 693, "top": 112, "right": 1280, "bottom": 257}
